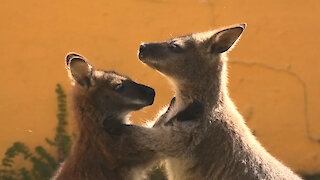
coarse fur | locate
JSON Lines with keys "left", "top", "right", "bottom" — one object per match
{"left": 139, "top": 24, "right": 302, "bottom": 180}
{"left": 53, "top": 53, "right": 159, "bottom": 180}
{"left": 53, "top": 53, "right": 203, "bottom": 180}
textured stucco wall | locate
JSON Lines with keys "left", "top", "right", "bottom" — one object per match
{"left": 0, "top": 0, "right": 319, "bottom": 174}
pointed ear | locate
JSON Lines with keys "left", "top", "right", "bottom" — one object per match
{"left": 208, "top": 23, "right": 246, "bottom": 54}
{"left": 66, "top": 53, "right": 94, "bottom": 89}
{"left": 66, "top": 52, "right": 84, "bottom": 66}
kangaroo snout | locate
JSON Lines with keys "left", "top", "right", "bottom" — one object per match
{"left": 138, "top": 43, "right": 148, "bottom": 60}
{"left": 139, "top": 43, "right": 147, "bottom": 52}
{"left": 138, "top": 42, "right": 162, "bottom": 61}
{"left": 140, "top": 85, "right": 155, "bottom": 106}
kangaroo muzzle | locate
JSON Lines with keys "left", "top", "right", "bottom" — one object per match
{"left": 138, "top": 42, "right": 167, "bottom": 62}
{"left": 124, "top": 80, "right": 155, "bottom": 107}
{"left": 137, "top": 83, "right": 155, "bottom": 106}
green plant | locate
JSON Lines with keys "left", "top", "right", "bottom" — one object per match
{"left": 46, "top": 84, "right": 72, "bottom": 163}
{"left": 0, "top": 84, "right": 72, "bottom": 180}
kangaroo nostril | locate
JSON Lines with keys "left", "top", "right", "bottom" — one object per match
{"left": 139, "top": 44, "right": 147, "bottom": 52}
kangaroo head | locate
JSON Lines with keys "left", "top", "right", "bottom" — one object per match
{"left": 138, "top": 24, "right": 245, "bottom": 85}
{"left": 66, "top": 53, "right": 155, "bottom": 118}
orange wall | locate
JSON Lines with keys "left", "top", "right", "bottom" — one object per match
{"left": 0, "top": 0, "right": 319, "bottom": 175}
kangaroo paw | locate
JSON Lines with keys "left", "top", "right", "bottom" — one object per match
{"left": 153, "top": 97, "right": 176, "bottom": 127}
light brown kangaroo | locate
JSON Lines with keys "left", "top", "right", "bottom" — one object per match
{"left": 139, "top": 24, "right": 302, "bottom": 180}
{"left": 53, "top": 53, "right": 159, "bottom": 180}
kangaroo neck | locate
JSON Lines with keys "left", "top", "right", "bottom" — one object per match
{"left": 70, "top": 86, "right": 119, "bottom": 170}
{"left": 174, "top": 60, "right": 228, "bottom": 110}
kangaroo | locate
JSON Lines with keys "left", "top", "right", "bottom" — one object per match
{"left": 138, "top": 24, "right": 301, "bottom": 180}
{"left": 53, "top": 53, "right": 203, "bottom": 180}
{"left": 53, "top": 53, "right": 159, "bottom": 180}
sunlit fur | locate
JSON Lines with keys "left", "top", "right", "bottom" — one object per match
{"left": 139, "top": 24, "right": 301, "bottom": 180}
{"left": 54, "top": 53, "right": 210, "bottom": 180}
{"left": 53, "top": 53, "right": 160, "bottom": 180}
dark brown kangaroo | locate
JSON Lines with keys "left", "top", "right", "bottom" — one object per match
{"left": 53, "top": 53, "right": 159, "bottom": 180}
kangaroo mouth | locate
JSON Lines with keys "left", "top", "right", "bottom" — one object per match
{"left": 138, "top": 50, "right": 160, "bottom": 68}
{"left": 138, "top": 51, "right": 154, "bottom": 66}
{"left": 138, "top": 51, "right": 146, "bottom": 61}
{"left": 138, "top": 46, "right": 151, "bottom": 62}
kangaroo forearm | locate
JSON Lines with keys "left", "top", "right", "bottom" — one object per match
{"left": 122, "top": 125, "right": 189, "bottom": 157}
{"left": 153, "top": 97, "right": 176, "bottom": 127}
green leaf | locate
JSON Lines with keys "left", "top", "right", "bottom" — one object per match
{"left": 34, "top": 146, "right": 57, "bottom": 170}
{"left": 0, "top": 83, "right": 73, "bottom": 180}
{"left": 45, "top": 138, "right": 56, "bottom": 147}
{"left": 19, "top": 168, "right": 32, "bottom": 180}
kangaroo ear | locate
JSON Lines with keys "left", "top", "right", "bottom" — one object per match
{"left": 66, "top": 53, "right": 94, "bottom": 89}
{"left": 208, "top": 23, "right": 246, "bottom": 54}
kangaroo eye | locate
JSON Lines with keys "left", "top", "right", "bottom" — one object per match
{"left": 114, "top": 83, "right": 124, "bottom": 91}
{"left": 169, "top": 43, "right": 182, "bottom": 53}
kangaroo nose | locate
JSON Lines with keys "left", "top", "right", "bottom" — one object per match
{"left": 145, "top": 87, "right": 155, "bottom": 105}
{"left": 138, "top": 44, "right": 148, "bottom": 60}
{"left": 139, "top": 44, "right": 147, "bottom": 53}
{"left": 148, "top": 88, "right": 155, "bottom": 98}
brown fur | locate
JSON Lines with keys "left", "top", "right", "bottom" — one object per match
{"left": 139, "top": 24, "right": 302, "bottom": 180}
{"left": 53, "top": 53, "right": 160, "bottom": 180}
